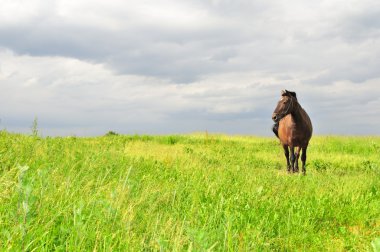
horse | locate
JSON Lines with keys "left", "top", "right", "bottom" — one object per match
{"left": 271, "top": 90, "right": 313, "bottom": 174}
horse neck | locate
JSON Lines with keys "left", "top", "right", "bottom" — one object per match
{"left": 290, "top": 102, "right": 303, "bottom": 123}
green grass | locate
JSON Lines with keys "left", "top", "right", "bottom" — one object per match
{"left": 1, "top": 130, "right": 380, "bottom": 251}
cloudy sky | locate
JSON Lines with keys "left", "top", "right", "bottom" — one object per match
{"left": 1, "top": 0, "right": 380, "bottom": 136}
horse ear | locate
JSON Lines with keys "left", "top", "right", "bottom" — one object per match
{"left": 281, "top": 90, "right": 286, "bottom": 96}
{"left": 284, "top": 90, "right": 297, "bottom": 98}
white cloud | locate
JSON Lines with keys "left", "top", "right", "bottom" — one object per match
{"left": 0, "top": 0, "right": 48, "bottom": 25}
{"left": 0, "top": 0, "right": 380, "bottom": 135}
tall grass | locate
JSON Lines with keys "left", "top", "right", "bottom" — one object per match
{"left": 0, "top": 131, "right": 379, "bottom": 251}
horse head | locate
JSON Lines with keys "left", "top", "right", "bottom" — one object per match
{"left": 272, "top": 90, "right": 297, "bottom": 123}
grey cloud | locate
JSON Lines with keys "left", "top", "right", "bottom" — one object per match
{"left": 1, "top": 23, "right": 245, "bottom": 82}
{"left": 2, "top": 1, "right": 379, "bottom": 84}
{"left": 337, "top": 9, "right": 380, "bottom": 43}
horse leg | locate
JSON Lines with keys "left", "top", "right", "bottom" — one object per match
{"left": 289, "top": 146, "right": 295, "bottom": 173}
{"left": 294, "top": 147, "right": 301, "bottom": 173}
{"left": 301, "top": 146, "right": 307, "bottom": 175}
{"left": 282, "top": 145, "right": 290, "bottom": 172}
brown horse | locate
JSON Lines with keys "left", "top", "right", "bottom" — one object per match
{"left": 272, "top": 90, "right": 312, "bottom": 174}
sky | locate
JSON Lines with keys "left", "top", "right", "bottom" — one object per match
{"left": 1, "top": 0, "right": 380, "bottom": 136}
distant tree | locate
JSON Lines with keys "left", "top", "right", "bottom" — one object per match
{"left": 105, "top": 131, "right": 119, "bottom": 136}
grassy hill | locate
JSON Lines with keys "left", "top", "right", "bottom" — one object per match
{"left": 1, "top": 130, "right": 380, "bottom": 251}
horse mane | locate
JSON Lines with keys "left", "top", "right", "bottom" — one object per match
{"left": 282, "top": 90, "right": 297, "bottom": 100}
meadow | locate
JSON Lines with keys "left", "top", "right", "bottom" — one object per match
{"left": 0, "top": 130, "right": 380, "bottom": 251}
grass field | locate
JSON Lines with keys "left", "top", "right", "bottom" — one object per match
{"left": 1, "top": 130, "right": 380, "bottom": 251}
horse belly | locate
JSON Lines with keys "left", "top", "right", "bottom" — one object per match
{"left": 278, "top": 121, "right": 311, "bottom": 147}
